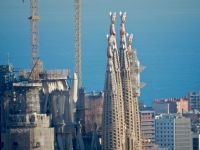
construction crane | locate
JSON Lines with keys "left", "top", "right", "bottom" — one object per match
{"left": 23, "top": 0, "right": 80, "bottom": 84}
{"left": 23, "top": 0, "right": 43, "bottom": 82}
{"left": 74, "top": 0, "right": 82, "bottom": 88}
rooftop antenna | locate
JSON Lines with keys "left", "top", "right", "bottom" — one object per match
{"left": 7, "top": 53, "right": 10, "bottom": 65}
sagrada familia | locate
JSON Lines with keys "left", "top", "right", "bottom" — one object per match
{"left": 102, "top": 12, "right": 145, "bottom": 150}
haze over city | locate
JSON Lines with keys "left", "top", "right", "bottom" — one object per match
{"left": 0, "top": 0, "right": 200, "bottom": 105}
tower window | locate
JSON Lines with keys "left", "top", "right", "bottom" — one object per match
{"left": 13, "top": 142, "right": 18, "bottom": 147}
{"left": 1, "top": 142, "right": 4, "bottom": 148}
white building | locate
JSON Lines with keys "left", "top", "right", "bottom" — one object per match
{"left": 174, "top": 118, "right": 192, "bottom": 150}
{"left": 155, "top": 114, "right": 192, "bottom": 150}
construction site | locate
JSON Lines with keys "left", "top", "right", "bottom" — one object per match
{"left": 1, "top": 0, "right": 145, "bottom": 150}
{"left": 0, "top": 0, "right": 98, "bottom": 149}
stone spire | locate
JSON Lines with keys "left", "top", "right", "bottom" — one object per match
{"left": 119, "top": 11, "right": 142, "bottom": 150}
{"left": 102, "top": 11, "right": 143, "bottom": 150}
{"left": 90, "top": 123, "right": 101, "bottom": 150}
{"left": 76, "top": 121, "right": 85, "bottom": 150}
{"left": 102, "top": 31, "right": 124, "bottom": 150}
{"left": 109, "top": 12, "right": 126, "bottom": 149}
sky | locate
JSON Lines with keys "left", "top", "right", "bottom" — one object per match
{"left": 0, "top": 0, "right": 200, "bottom": 105}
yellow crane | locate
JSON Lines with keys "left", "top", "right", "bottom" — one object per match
{"left": 23, "top": 0, "right": 81, "bottom": 84}
{"left": 22, "top": 0, "right": 43, "bottom": 82}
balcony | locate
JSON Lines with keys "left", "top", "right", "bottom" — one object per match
{"left": 145, "top": 143, "right": 155, "bottom": 146}
{"left": 143, "top": 131, "right": 155, "bottom": 134}
{"left": 141, "top": 119, "right": 155, "bottom": 122}
{"left": 141, "top": 127, "right": 155, "bottom": 130}
{"left": 145, "top": 135, "right": 155, "bottom": 139}
{"left": 141, "top": 122, "right": 155, "bottom": 126}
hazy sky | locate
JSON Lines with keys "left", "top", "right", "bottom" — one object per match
{"left": 1, "top": 0, "right": 200, "bottom": 105}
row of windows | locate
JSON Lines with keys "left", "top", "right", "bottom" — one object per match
{"left": 156, "top": 127, "right": 173, "bottom": 129}
{"left": 156, "top": 131, "right": 174, "bottom": 134}
{"left": 158, "top": 143, "right": 173, "bottom": 146}
{"left": 156, "top": 123, "right": 173, "bottom": 125}
{"left": 159, "top": 143, "right": 174, "bottom": 149}
{"left": 156, "top": 135, "right": 174, "bottom": 138}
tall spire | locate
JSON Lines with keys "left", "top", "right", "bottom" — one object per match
{"left": 90, "top": 123, "right": 101, "bottom": 150}
{"left": 76, "top": 122, "right": 85, "bottom": 150}
{"left": 119, "top": 11, "right": 142, "bottom": 150}
{"left": 102, "top": 33, "right": 124, "bottom": 150}
{"left": 127, "top": 31, "right": 145, "bottom": 149}
{"left": 119, "top": 12, "right": 130, "bottom": 70}
{"left": 109, "top": 12, "right": 126, "bottom": 149}
{"left": 111, "top": 12, "right": 126, "bottom": 149}
{"left": 102, "top": 12, "right": 143, "bottom": 150}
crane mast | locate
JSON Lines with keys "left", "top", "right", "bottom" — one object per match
{"left": 27, "top": 0, "right": 43, "bottom": 81}
{"left": 74, "top": 0, "right": 82, "bottom": 88}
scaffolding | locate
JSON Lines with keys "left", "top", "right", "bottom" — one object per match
{"left": 18, "top": 69, "right": 70, "bottom": 81}
{"left": 0, "top": 65, "right": 13, "bottom": 95}
{"left": 0, "top": 64, "right": 13, "bottom": 146}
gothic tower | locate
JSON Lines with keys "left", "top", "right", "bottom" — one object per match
{"left": 102, "top": 12, "right": 143, "bottom": 150}
{"left": 119, "top": 12, "right": 142, "bottom": 150}
{"left": 102, "top": 33, "right": 125, "bottom": 150}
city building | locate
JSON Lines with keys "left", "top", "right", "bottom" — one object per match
{"left": 140, "top": 110, "right": 155, "bottom": 149}
{"left": 188, "top": 91, "right": 200, "bottom": 111}
{"left": 182, "top": 110, "right": 200, "bottom": 122}
{"left": 76, "top": 89, "right": 104, "bottom": 134}
{"left": 152, "top": 103, "right": 169, "bottom": 114}
{"left": 155, "top": 114, "right": 192, "bottom": 150}
{"left": 155, "top": 114, "right": 174, "bottom": 150}
{"left": 139, "top": 101, "right": 146, "bottom": 110}
{"left": 152, "top": 98, "right": 188, "bottom": 114}
{"left": 151, "top": 145, "right": 169, "bottom": 150}
{"left": 192, "top": 134, "right": 200, "bottom": 150}
{"left": 174, "top": 117, "right": 192, "bottom": 150}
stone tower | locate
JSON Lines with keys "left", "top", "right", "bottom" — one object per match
{"left": 102, "top": 12, "right": 143, "bottom": 150}
{"left": 119, "top": 12, "right": 142, "bottom": 150}
{"left": 102, "top": 30, "right": 125, "bottom": 149}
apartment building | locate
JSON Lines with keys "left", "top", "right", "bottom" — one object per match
{"left": 155, "top": 114, "right": 192, "bottom": 150}
{"left": 188, "top": 91, "right": 200, "bottom": 111}
{"left": 140, "top": 110, "right": 156, "bottom": 149}
{"left": 152, "top": 98, "right": 188, "bottom": 114}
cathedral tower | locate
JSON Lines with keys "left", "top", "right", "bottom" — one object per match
{"left": 102, "top": 33, "right": 125, "bottom": 150}
{"left": 102, "top": 12, "right": 143, "bottom": 150}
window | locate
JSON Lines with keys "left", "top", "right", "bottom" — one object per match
{"left": 36, "top": 142, "right": 40, "bottom": 147}
{"left": 13, "top": 142, "right": 18, "bottom": 147}
{"left": 1, "top": 142, "right": 4, "bottom": 148}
